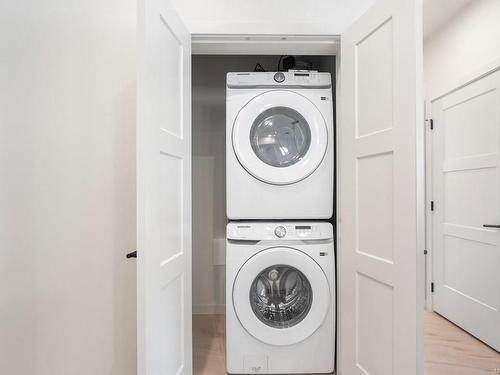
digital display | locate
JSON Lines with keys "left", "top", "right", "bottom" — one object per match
{"left": 294, "top": 73, "right": 310, "bottom": 77}
{"left": 295, "top": 225, "right": 311, "bottom": 230}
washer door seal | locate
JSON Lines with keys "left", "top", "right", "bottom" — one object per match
{"left": 232, "top": 246, "right": 330, "bottom": 346}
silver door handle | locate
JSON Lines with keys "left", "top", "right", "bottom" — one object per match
{"left": 483, "top": 224, "right": 500, "bottom": 228}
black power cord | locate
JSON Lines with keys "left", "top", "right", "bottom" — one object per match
{"left": 253, "top": 63, "right": 266, "bottom": 72}
{"left": 277, "top": 55, "right": 286, "bottom": 72}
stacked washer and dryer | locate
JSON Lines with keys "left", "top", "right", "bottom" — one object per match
{"left": 225, "top": 71, "right": 335, "bottom": 374}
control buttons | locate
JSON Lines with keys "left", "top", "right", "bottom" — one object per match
{"left": 274, "top": 226, "right": 286, "bottom": 238}
{"left": 273, "top": 72, "right": 285, "bottom": 83}
{"left": 296, "top": 228, "right": 312, "bottom": 237}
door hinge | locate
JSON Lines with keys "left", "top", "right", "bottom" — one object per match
{"left": 431, "top": 201, "right": 434, "bottom": 211}
{"left": 424, "top": 249, "right": 428, "bottom": 255}
{"left": 429, "top": 119, "right": 434, "bottom": 130}
{"left": 431, "top": 282, "right": 435, "bottom": 293}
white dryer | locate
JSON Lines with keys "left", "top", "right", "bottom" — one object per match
{"left": 226, "top": 71, "right": 334, "bottom": 220}
{"left": 226, "top": 221, "right": 335, "bottom": 374}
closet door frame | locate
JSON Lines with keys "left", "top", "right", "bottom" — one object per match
{"left": 188, "top": 30, "right": 424, "bottom": 374}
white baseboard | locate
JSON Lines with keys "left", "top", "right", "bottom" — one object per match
{"left": 193, "top": 304, "right": 225, "bottom": 315}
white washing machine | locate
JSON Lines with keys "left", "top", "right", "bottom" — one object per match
{"left": 226, "top": 71, "right": 334, "bottom": 220}
{"left": 226, "top": 221, "right": 335, "bottom": 374}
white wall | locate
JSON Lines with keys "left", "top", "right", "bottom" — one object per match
{"left": 0, "top": 1, "right": 137, "bottom": 374}
{"left": 424, "top": 0, "right": 500, "bottom": 100}
{"left": 423, "top": 0, "right": 500, "bottom": 309}
{"left": 171, "top": 0, "right": 376, "bottom": 35}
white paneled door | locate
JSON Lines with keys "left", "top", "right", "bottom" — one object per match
{"left": 432, "top": 70, "right": 500, "bottom": 351}
{"left": 137, "top": 0, "right": 192, "bottom": 373}
{"left": 339, "top": 0, "right": 424, "bottom": 374}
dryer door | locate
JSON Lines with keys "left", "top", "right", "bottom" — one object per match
{"left": 232, "top": 246, "right": 330, "bottom": 346}
{"left": 232, "top": 90, "right": 328, "bottom": 185}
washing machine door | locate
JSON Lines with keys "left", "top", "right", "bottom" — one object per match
{"left": 232, "top": 246, "right": 330, "bottom": 346}
{"left": 232, "top": 90, "right": 328, "bottom": 185}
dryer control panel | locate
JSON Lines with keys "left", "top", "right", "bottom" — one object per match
{"left": 227, "top": 71, "right": 332, "bottom": 89}
{"left": 227, "top": 222, "right": 333, "bottom": 241}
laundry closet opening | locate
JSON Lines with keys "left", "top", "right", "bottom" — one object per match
{"left": 191, "top": 53, "right": 337, "bottom": 374}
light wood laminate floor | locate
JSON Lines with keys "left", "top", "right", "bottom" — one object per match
{"left": 193, "top": 312, "right": 500, "bottom": 374}
{"left": 424, "top": 311, "right": 500, "bottom": 374}
{"left": 193, "top": 314, "right": 226, "bottom": 375}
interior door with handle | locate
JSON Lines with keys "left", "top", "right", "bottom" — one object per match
{"left": 339, "top": 0, "right": 424, "bottom": 373}
{"left": 432, "top": 69, "right": 500, "bottom": 351}
{"left": 137, "top": 0, "right": 192, "bottom": 373}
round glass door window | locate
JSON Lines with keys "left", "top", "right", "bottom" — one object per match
{"left": 250, "top": 264, "right": 313, "bottom": 329}
{"left": 250, "top": 107, "right": 311, "bottom": 168}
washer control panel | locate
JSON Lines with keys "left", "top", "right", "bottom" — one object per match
{"left": 227, "top": 222, "right": 333, "bottom": 241}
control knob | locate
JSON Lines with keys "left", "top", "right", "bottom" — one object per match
{"left": 273, "top": 72, "right": 285, "bottom": 83}
{"left": 274, "top": 226, "right": 286, "bottom": 238}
